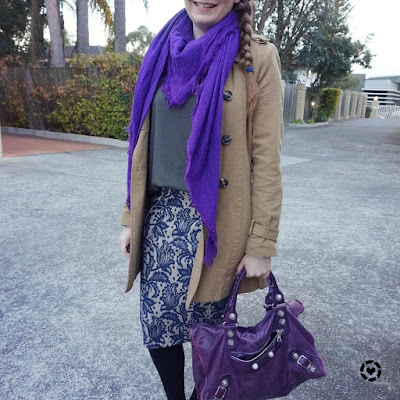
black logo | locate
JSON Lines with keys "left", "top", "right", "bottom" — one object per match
{"left": 360, "top": 360, "right": 382, "bottom": 382}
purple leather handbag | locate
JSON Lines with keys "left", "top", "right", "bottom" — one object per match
{"left": 190, "top": 269, "right": 327, "bottom": 400}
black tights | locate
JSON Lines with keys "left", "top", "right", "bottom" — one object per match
{"left": 148, "top": 344, "right": 197, "bottom": 400}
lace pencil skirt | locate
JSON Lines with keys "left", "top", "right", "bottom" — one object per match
{"left": 139, "top": 187, "right": 228, "bottom": 349}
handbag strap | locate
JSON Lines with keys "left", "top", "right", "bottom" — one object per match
{"left": 223, "top": 269, "right": 285, "bottom": 326}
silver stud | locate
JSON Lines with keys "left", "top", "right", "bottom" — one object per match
{"left": 229, "top": 313, "right": 236, "bottom": 320}
{"left": 227, "top": 339, "right": 235, "bottom": 347}
{"left": 268, "top": 351, "right": 274, "bottom": 358}
{"left": 227, "top": 330, "right": 234, "bottom": 338}
{"left": 310, "top": 366, "right": 316, "bottom": 373}
{"left": 252, "top": 363, "right": 259, "bottom": 370}
{"left": 279, "top": 318, "right": 286, "bottom": 325}
{"left": 275, "top": 294, "right": 282, "bottom": 301}
{"left": 221, "top": 379, "right": 229, "bottom": 387}
{"left": 277, "top": 310, "right": 285, "bottom": 317}
{"left": 292, "top": 352, "right": 299, "bottom": 360}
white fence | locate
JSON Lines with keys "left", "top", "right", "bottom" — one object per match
{"left": 378, "top": 106, "right": 400, "bottom": 119}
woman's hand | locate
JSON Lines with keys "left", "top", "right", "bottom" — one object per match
{"left": 236, "top": 254, "right": 271, "bottom": 279}
{"left": 119, "top": 227, "right": 131, "bottom": 258}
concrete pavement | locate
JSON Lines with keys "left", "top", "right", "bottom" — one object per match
{"left": 0, "top": 119, "right": 399, "bottom": 399}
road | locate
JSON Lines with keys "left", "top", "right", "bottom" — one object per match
{"left": 1, "top": 118, "right": 399, "bottom": 399}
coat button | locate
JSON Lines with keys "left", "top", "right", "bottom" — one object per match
{"left": 223, "top": 90, "right": 233, "bottom": 101}
{"left": 221, "top": 135, "right": 232, "bottom": 145}
{"left": 219, "top": 178, "right": 229, "bottom": 189}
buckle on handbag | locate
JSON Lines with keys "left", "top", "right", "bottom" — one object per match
{"left": 297, "top": 355, "right": 312, "bottom": 370}
{"left": 213, "top": 385, "right": 227, "bottom": 399}
{"left": 223, "top": 321, "right": 238, "bottom": 327}
{"left": 264, "top": 302, "right": 288, "bottom": 309}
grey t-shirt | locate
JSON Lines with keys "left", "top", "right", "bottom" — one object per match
{"left": 148, "top": 86, "right": 196, "bottom": 194}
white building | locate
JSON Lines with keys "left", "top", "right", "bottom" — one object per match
{"left": 295, "top": 69, "right": 318, "bottom": 87}
{"left": 363, "top": 76, "right": 400, "bottom": 105}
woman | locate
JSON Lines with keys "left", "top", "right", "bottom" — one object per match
{"left": 119, "top": 1, "right": 283, "bottom": 399}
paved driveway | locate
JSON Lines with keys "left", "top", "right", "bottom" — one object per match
{"left": 1, "top": 119, "right": 399, "bottom": 399}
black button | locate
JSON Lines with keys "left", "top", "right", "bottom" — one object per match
{"left": 221, "top": 135, "right": 232, "bottom": 145}
{"left": 219, "top": 178, "right": 229, "bottom": 189}
{"left": 224, "top": 90, "right": 233, "bottom": 101}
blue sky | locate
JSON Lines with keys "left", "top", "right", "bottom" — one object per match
{"left": 62, "top": 0, "right": 399, "bottom": 78}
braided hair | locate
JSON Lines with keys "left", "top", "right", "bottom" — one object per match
{"left": 233, "top": 0, "right": 259, "bottom": 113}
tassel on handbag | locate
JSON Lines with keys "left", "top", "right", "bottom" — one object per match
{"left": 189, "top": 269, "right": 327, "bottom": 400}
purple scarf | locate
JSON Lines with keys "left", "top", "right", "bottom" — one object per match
{"left": 126, "top": 9, "right": 239, "bottom": 266}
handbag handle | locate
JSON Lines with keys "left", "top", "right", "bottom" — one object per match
{"left": 223, "top": 269, "right": 285, "bottom": 326}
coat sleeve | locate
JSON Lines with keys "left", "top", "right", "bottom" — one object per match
{"left": 120, "top": 204, "right": 131, "bottom": 227}
{"left": 245, "top": 42, "right": 284, "bottom": 258}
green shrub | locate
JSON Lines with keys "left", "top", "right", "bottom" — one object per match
{"left": 0, "top": 53, "right": 139, "bottom": 138}
{"left": 315, "top": 88, "right": 341, "bottom": 122}
{"left": 291, "top": 119, "right": 304, "bottom": 124}
{"left": 365, "top": 105, "right": 372, "bottom": 118}
{"left": 48, "top": 53, "right": 138, "bottom": 139}
{"left": 0, "top": 56, "right": 29, "bottom": 127}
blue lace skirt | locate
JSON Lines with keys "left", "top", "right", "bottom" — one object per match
{"left": 139, "top": 187, "right": 228, "bottom": 349}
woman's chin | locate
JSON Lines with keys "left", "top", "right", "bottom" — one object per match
{"left": 192, "top": 18, "right": 216, "bottom": 32}
{"left": 185, "top": 1, "right": 234, "bottom": 36}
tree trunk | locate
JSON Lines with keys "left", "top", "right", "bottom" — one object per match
{"left": 256, "top": 0, "right": 277, "bottom": 35}
{"left": 45, "top": 0, "right": 65, "bottom": 66}
{"left": 114, "top": 0, "right": 126, "bottom": 53}
{"left": 57, "top": 0, "right": 66, "bottom": 56}
{"left": 77, "top": 0, "right": 90, "bottom": 54}
{"left": 24, "top": 67, "right": 46, "bottom": 130}
{"left": 275, "top": 0, "right": 284, "bottom": 52}
{"left": 30, "top": 0, "right": 41, "bottom": 63}
{"left": 335, "top": 0, "right": 340, "bottom": 15}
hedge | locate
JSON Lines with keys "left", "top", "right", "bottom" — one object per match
{"left": 0, "top": 53, "right": 140, "bottom": 140}
{"left": 315, "top": 88, "right": 341, "bottom": 122}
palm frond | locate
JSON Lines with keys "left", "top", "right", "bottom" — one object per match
{"left": 89, "top": 0, "right": 113, "bottom": 31}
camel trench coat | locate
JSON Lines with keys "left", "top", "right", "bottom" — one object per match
{"left": 121, "top": 35, "right": 284, "bottom": 310}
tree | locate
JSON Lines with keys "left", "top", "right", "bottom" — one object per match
{"left": 0, "top": 0, "right": 29, "bottom": 57}
{"left": 254, "top": 0, "right": 320, "bottom": 72}
{"left": 254, "top": 0, "right": 373, "bottom": 85}
{"left": 114, "top": 0, "right": 149, "bottom": 54}
{"left": 254, "top": 0, "right": 276, "bottom": 35}
{"left": 45, "top": 0, "right": 65, "bottom": 66}
{"left": 299, "top": 34, "right": 373, "bottom": 87}
{"left": 77, "top": 0, "right": 89, "bottom": 54}
{"left": 297, "top": 0, "right": 373, "bottom": 87}
{"left": 30, "top": 0, "right": 46, "bottom": 63}
{"left": 76, "top": 0, "right": 113, "bottom": 55}
{"left": 126, "top": 25, "right": 154, "bottom": 57}
{"left": 331, "top": 74, "right": 361, "bottom": 91}
{"left": 114, "top": 0, "right": 125, "bottom": 52}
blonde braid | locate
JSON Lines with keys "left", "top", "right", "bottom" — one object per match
{"left": 234, "top": 0, "right": 259, "bottom": 113}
